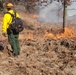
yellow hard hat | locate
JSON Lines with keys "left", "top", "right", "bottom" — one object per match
{"left": 6, "top": 3, "right": 14, "bottom": 8}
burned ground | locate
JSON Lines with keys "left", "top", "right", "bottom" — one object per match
{"left": 0, "top": 7, "right": 76, "bottom": 75}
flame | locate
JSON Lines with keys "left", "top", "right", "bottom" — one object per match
{"left": 33, "top": 14, "right": 38, "bottom": 19}
{"left": 18, "top": 27, "right": 76, "bottom": 42}
{"left": 25, "top": 32, "right": 34, "bottom": 41}
{"left": 33, "top": 14, "right": 46, "bottom": 19}
{"left": 43, "top": 31, "right": 56, "bottom": 40}
{"left": 43, "top": 28, "right": 76, "bottom": 40}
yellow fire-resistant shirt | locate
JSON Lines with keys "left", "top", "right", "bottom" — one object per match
{"left": 2, "top": 9, "right": 20, "bottom": 33}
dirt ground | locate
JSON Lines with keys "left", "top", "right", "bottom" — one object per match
{"left": 0, "top": 6, "right": 76, "bottom": 75}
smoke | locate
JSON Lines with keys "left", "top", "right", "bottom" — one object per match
{"left": 37, "top": 0, "right": 63, "bottom": 24}
{"left": 66, "top": 2, "right": 76, "bottom": 24}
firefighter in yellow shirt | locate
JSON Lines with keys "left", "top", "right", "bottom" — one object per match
{"left": 2, "top": 3, "right": 20, "bottom": 57}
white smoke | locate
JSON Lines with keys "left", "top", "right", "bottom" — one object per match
{"left": 37, "top": 0, "right": 63, "bottom": 24}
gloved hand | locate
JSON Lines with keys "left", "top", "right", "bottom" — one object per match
{"left": 2, "top": 33, "right": 7, "bottom": 37}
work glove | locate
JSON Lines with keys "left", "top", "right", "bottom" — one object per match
{"left": 2, "top": 33, "right": 7, "bottom": 37}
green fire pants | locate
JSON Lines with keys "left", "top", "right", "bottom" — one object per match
{"left": 8, "top": 33, "right": 20, "bottom": 55}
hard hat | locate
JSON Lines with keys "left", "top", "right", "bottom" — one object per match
{"left": 6, "top": 3, "right": 14, "bottom": 8}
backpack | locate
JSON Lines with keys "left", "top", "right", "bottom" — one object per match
{"left": 7, "top": 11, "right": 24, "bottom": 33}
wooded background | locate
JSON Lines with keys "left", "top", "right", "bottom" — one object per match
{"left": 0, "top": 0, "right": 71, "bottom": 13}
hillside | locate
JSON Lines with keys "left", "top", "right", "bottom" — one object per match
{"left": 0, "top": 6, "right": 76, "bottom": 75}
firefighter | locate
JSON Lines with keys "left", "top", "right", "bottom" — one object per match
{"left": 2, "top": 3, "right": 20, "bottom": 57}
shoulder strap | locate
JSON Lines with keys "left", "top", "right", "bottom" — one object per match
{"left": 6, "top": 11, "right": 17, "bottom": 25}
{"left": 6, "top": 12, "right": 14, "bottom": 18}
{"left": 6, "top": 10, "right": 16, "bottom": 18}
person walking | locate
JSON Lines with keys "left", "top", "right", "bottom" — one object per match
{"left": 2, "top": 3, "right": 21, "bottom": 57}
